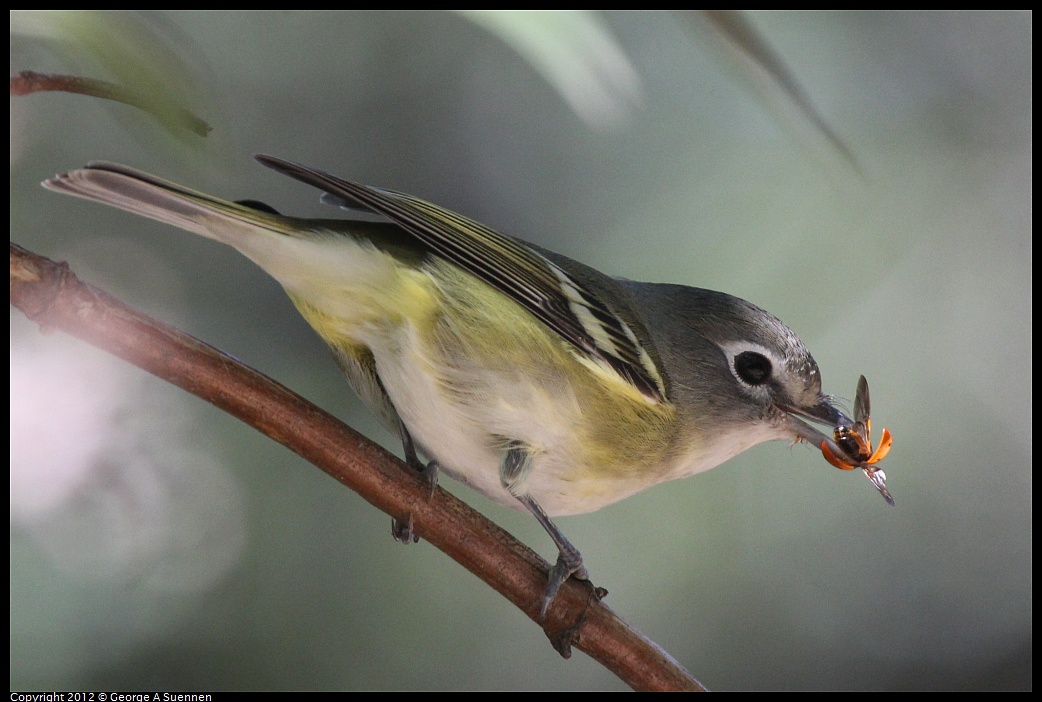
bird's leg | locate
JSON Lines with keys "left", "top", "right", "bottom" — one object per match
{"left": 391, "top": 420, "right": 441, "bottom": 544}
{"left": 519, "top": 494, "right": 590, "bottom": 618}
{"left": 501, "top": 441, "right": 589, "bottom": 617}
{"left": 399, "top": 419, "right": 441, "bottom": 495}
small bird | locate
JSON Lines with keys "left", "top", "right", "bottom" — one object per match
{"left": 44, "top": 157, "right": 878, "bottom": 614}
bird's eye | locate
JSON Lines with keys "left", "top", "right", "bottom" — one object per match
{"left": 734, "top": 351, "right": 772, "bottom": 386}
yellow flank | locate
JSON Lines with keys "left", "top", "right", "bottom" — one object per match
{"left": 419, "top": 261, "right": 680, "bottom": 481}
{"left": 287, "top": 265, "right": 437, "bottom": 351}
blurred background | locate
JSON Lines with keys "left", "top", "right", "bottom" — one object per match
{"left": 10, "top": 11, "right": 1031, "bottom": 691}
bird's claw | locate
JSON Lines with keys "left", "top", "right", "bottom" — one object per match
{"left": 391, "top": 513, "right": 419, "bottom": 544}
{"left": 422, "top": 460, "right": 440, "bottom": 499}
{"left": 540, "top": 551, "right": 589, "bottom": 618}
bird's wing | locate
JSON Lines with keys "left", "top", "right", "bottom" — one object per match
{"left": 256, "top": 155, "right": 666, "bottom": 405}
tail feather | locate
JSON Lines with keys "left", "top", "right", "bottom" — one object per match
{"left": 42, "top": 162, "right": 430, "bottom": 335}
{"left": 42, "top": 163, "right": 291, "bottom": 246}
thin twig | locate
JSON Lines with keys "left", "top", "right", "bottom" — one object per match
{"left": 11, "top": 71, "right": 212, "bottom": 136}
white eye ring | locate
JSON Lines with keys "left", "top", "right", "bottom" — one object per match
{"left": 720, "top": 342, "right": 785, "bottom": 394}
{"left": 733, "top": 350, "right": 772, "bottom": 386}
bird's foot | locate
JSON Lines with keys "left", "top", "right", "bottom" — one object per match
{"left": 391, "top": 513, "right": 419, "bottom": 544}
{"left": 421, "top": 459, "right": 440, "bottom": 498}
{"left": 540, "top": 546, "right": 589, "bottom": 618}
{"left": 389, "top": 459, "right": 439, "bottom": 544}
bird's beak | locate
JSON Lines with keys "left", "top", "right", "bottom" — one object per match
{"left": 779, "top": 396, "right": 896, "bottom": 506}
{"left": 779, "top": 396, "right": 853, "bottom": 459}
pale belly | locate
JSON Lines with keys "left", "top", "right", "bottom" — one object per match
{"left": 363, "top": 322, "right": 722, "bottom": 517}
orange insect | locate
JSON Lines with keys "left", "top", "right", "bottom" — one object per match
{"left": 820, "top": 375, "right": 894, "bottom": 505}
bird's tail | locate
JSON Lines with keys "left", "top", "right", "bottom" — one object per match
{"left": 42, "top": 162, "right": 295, "bottom": 248}
{"left": 43, "top": 162, "right": 434, "bottom": 341}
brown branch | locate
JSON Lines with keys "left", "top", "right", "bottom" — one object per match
{"left": 11, "top": 71, "right": 212, "bottom": 137}
{"left": 10, "top": 241, "right": 708, "bottom": 692}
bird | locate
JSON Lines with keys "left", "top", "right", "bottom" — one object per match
{"left": 43, "top": 156, "right": 880, "bottom": 615}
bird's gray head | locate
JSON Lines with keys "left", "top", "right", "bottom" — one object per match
{"left": 623, "top": 283, "right": 851, "bottom": 444}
